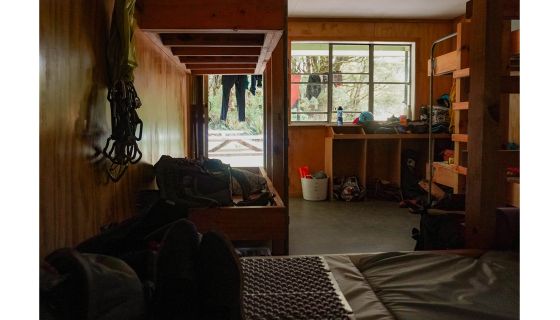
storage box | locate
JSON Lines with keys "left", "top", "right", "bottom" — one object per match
{"left": 301, "top": 177, "right": 328, "bottom": 201}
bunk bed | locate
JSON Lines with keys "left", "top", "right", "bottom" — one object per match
{"left": 240, "top": 249, "right": 519, "bottom": 319}
{"left": 188, "top": 167, "right": 288, "bottom": 255}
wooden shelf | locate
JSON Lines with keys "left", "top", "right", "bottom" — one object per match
{"left": 452, "top": 134, "right": 469, "bottom": 143}
{"left": 433, "top": 162, "right": 467, "bottom": 175}
{"left": 430, "top": 162, "right": 464, "bottom": 191}
{"left": 427, "top": 51, "right": 460, "bottom": 76}
{"left": 453, "top": 68, "right": 470, "bottom": 78}
{"left": 453, "top": 102, "right": 469, "bottom": 110}
{"left": 329, "top": 132, "right": 451, "bottom": 140}
{"left": 511, "top": 30, "right": 520, "bottom": 55}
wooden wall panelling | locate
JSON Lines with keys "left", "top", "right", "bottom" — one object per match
{"left": 40, "top": 0, "right": 189, "bottom": 256}
{"left": 365, "top": 140, "right": 401, "bottom": 187}
{"left": 287, "top": 126, "right": 327, "bottom": 196}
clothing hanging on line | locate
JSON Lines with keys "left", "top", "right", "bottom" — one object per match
{"left": 221, "top": 75, "right": 249, "bottom": 122}
{"left": 306, "top": 74, "right": 322, "bottom": 100}
{"left": 249, "top": 75, "right": 263, "bottom": 96}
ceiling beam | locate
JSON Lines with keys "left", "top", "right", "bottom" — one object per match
{"left": 255, "top": 31, "right": 283, "bottom": 74}
{"left": 136, "top": 0, "right": 285, "bottom": 31}
{"left": 185, "top": 63, "right": 257, "bottom": 69}
{"left": 160, "top": 33, "right": 264, "bottom": 47}
{"left": 191, "top": 69, "right": 256, "bottom": 75}
{"left": 172, "top": 47, "right": 261, "bottom": 56}
{"left": 466, "top": 0, "right": 519, "bottom": 20}
{"left": 179, "top": 56, "right": 259, "bottom": 64}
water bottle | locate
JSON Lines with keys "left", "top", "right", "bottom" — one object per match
{"left": 336, "top": 106, "right": 343, "bottom": 126}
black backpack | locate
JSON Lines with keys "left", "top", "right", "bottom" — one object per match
{"left": 154, "top": 156, "right": 233, "bottom": 208}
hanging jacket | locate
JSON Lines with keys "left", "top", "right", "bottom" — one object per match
{"left": 306, "top": 74, "right": 322, "bottom": 100}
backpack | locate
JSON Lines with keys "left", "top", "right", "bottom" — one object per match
{"left": 155, "top": 156, "right": 274, "bottom": 208}
{"left": 400, "top": 149, "right": 425, "bottom": 200}
{"left": 333, "top": 176, "right": 366, "bottom": 201}
{"left": 42, "top": 249, "right": 146, "bottom": 320}
{"left": 154, "top": 156, "right": 233, "bottom": 208}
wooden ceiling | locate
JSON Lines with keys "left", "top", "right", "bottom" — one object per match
{"left": 136, "top": 0, "right": 286, "bottom": 75}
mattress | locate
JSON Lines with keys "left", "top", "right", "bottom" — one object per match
{"left": 325, "top": 251, "right": 519, "bottom": 320}
{"left": 241, "top": 251, "right": 519, "bottom": 320}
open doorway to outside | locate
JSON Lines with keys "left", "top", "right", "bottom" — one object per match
{"left": 207, "top": 75, "right": 264, "bottom": 167}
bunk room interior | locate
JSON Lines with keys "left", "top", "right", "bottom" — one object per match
{"left": 3, "top": 0, "right": 552, "bottom": 318}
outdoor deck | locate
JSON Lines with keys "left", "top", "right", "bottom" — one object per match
{"left": 208, "top": 129, "right": 263, "bottom": 167}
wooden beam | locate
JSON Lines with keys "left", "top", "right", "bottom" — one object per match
{"left": 179, "top": 56, "right": 259, "bottom": 64}
{"left": 186, "top": 63, "right": 256, "bottom": 70}
{"left": 466, "top": 0, "right": 519, "bottom": 20}
{"left": 269, "top": 36, "right": 287, "bottom": 200}
{"left": 172, "top": 47, "right": 261, "bottom": 56}
{"left": 136, "top": 0, "right": 285, "bottom": 31}
{"left": 501, "top": 76, "right": 519, "bottom": 93}
{"left": 191, "top": 69, "right": 255, "bottom": 75}
{"left": 466, "top": 0, "right": 504, "bottom": 249}
{"left": 255, "top": 31, "right": 283, "bottom": 74}
{"left": 160, "top": 33, "right": 264, "bottom": 47}
{"left": 511, "top": 30, "right": 520, "bottom": 55}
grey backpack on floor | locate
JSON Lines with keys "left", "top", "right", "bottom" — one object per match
{"left": 42, "top": 248, "right": 146, "bottom": 320}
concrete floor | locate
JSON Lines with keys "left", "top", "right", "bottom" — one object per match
{"left": 289, "top": 198, "right": 420, "bottom": 255}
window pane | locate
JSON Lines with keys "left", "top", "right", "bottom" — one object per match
{"left": 291, "top": 113, "right": 328, "bottom": 122}
{"left": 290, "top": 74, "right": 329, "bottom": 83}
{"left": 373, "top": 84, "right": 411, "bottom": 121}
{"left": 333, "top": 44, "right": 369, "bottom": 73}
{"left": 291, "top": 43, "right": 329, "bottom": 74}
{"left": 331, "top": 111, "right": 362, "bottom": 123}
{"left": 374, "top": 45, "right": 410, "bottom": 83}
{"left": 333, "top": 73, "right": 369, "bottom": 83}
{"left": 290, "top": 83, "right": 328, "bottom": 113}
{"left": 332, "top": 83, "right": 369, "bottom": 113}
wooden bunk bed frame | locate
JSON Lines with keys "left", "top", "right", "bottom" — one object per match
{"left": 188, "top": 167, "right": 288, "bottom": 255}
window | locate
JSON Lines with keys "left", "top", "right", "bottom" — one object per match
{"left": 290, "top": 42, "right": 414, "bottom": 123}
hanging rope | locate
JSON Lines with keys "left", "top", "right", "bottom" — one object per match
{"left": 102, "top": 80, "right": 143, "bottom": 182}
{"left": 103, "top": 0, "right": 142, "bottom": 182}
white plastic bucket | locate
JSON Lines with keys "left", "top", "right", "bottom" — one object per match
{"left": 301, "top": 177, "right": 328, "bottom": 201}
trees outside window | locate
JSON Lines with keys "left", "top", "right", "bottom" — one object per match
{"left": 290, "top": 42, "right": 414, "bottom": 123}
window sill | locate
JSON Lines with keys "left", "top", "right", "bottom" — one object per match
{"left": 288, "top": 122, "right": 359, "bottom": 127}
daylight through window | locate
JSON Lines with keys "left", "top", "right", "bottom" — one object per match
{"left": 290, "top": 42, "right": 414, "bottom": 122}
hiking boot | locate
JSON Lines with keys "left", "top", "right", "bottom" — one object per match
{"left": 151, "top": 219, "right": 201, "bottom": 320}
{"left": 196, "top": 231, "right": 244, "bottom": 320}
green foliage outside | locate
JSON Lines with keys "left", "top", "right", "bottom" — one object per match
{"left": 208, "top": 75, "right": 263, "bottom": 135}
{"left": 290, "top": 43, "right": 412, "bottom": 122}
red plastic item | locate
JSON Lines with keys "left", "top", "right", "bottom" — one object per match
{"left": 299, "top": 166, "right": 310, "bottom": 178}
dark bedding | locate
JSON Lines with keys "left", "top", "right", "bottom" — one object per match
{"left": 324, "top": 251, "right": 519, "bottom": 320}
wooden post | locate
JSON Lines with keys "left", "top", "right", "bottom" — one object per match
{"left": 270, "top": 36, "right": 287, "bottom": 200}
{"left": 465, "top": 0, "right": 504, "bottom": 248}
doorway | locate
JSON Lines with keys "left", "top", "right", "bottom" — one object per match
{"left": 207, "top": 75, "right": 264, "bottom": 167}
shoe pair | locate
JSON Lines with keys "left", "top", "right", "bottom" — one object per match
{"left": 150, "top": 219, "right": 243, "bottom": 320}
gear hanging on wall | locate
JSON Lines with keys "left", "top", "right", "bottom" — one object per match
{"left": 102, "top": 80, "right": 143, "bottom": 182}
{"left": 103, "top": 0, "right": 142, "bottom": 182}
